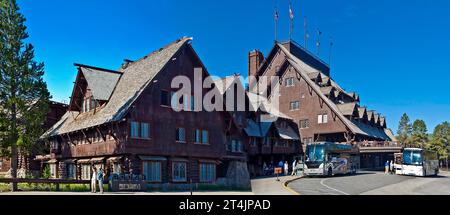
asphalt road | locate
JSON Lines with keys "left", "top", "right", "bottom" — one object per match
{"left": 288, "top": 170, "right": 450, "bottom": 195}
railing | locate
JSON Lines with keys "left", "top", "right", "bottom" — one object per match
{"left": 0, "top": 178, "right": 98, "bottom": 191}
{"left": 355, "top": 141, "right": 401, "bottom": 148}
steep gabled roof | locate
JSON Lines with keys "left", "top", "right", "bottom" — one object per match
{"left": 43, "top": 37, "right": 192, "bottom": 137}
{"left": 320, "top": 86, "right": 335, "bottom": 96}
{"left": 247, "top": 91, "right": 292, "bottom": 120}
{"left": 336, "top": 102, "right": 358, "bottom": 116}
{"left": 358, "top": 107, "right": 367, "bottom": 120}
{"left": 79, "top": 66, "right": 122, "bottom": 101}
{"left": 275, "top": 123, "right": 300, "bottom": 140}
{"left": 244, "top": 119, "right": 272, "bottom": 137}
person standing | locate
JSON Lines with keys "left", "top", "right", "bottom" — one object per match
{"left": 91, "top": 166, "right": 97, "bottom": 193}
{"left": 390, "top": 160, "right": 394, "bottom": 174}
{"left": 385, "top": 160, "right": 389, "bottom": 174}
{"left": 284, "top": 161, "right": 289, "bottom": 176}
{"left": 97, "top": 167, "right": 105, "bottom": 194}
{"left": 291, "top": 159, "right": 297, "bottom": 176}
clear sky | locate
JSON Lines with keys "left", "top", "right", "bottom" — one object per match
{"left": 18, "top": 0, "right": 450, "bottom": 133}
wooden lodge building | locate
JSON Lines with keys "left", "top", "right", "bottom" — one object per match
{"left": 247, "top": 40, "right": 398, "bottom": 168}
{"left": 40, "top": 37, "right": 269, "bottom": 189}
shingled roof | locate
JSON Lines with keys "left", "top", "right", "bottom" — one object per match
{"left": 277, "top": 43, "right": 391, "bottom": 140}
{"left": 79, "top": 66, "right": 122, "bottom": 101}
{"left": 43, "top": 37, "right": 192, "bottom": 137}
{"left": 336, "top": 102, "right": 358, "bottom": 116}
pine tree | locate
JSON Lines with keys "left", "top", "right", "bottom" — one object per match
{"left": 428, "top": 122, "right": 450, "bottom": 168}
{"left": 397, "top": 113, "right": 412, "bottom": 147}
{"left": 410, "top": 119, "right": 428, "bottom": 148}
{"left": 0, "top": 0, "right": 50, "bottom": 191}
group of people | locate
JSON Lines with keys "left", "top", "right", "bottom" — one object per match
{"left": 262, "top": 159, "right": 300, "bottom": 176}
{"left": 90, "top": 166, "right": 105, "bottom": 194}
{"left": 385, "top": 160, "right": 395, "bottom": 174}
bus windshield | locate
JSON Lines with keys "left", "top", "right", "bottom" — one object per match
{"left": 403, "top": 150, "right": 423, "bottom": 165}
{"left": 306, "top": 145, "right": 325, "bottom": 162}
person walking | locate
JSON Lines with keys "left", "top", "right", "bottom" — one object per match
{"left": 291, "top": 159, "right": 297, "bottom": 176}
{"left": 284, "top": 161, "right": 289, "bottom": 176}
{"left": 91, "top": 166, "right": 97, "bottom": 193}
{"left": 97, "top": 167, "right": 105, "bottom": 194}
{"left": 385, "top": 160, "right": 389, "bottom": 174}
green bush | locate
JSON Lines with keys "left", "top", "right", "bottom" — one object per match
{"left": 42, "top": 166, "right": 51, "bottom": 179}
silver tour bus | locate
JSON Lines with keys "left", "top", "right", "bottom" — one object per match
{"left": 304, "top": 142, "right": 359, "bottom": 177}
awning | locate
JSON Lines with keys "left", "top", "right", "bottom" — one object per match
{"left": 90, "top": 157, "right": 105, "bottom": 163}
{"left": 171, "top": 157, "right": 188, "bottom": 162}
{"left": 47, "top": 159, "right": 58, "bottom": 163}
{"left": 63, "top": 159, "right": 77, "bottom": 163}
{"left": 77, "top": 159, "right": 91, "bottom": 163}
{"left": 276, "top": 126, "right": 300, "bottom": 140}
{"left": 139, "top": 156, "right": 167, "bottom": 161}
{"left": 107, "top": 156, "right": 123, "bottom": 162}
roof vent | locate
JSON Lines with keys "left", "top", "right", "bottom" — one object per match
{"left": 121, "top": 59, "right": 134, "bottom": 70}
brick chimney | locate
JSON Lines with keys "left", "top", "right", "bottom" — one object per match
{"left": 248, "top": 50, "right": 264, "bottom": 90}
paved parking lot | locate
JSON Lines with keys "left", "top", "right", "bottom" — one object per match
{"left": 288, "top": 170, "right": 450, "bottom": 195}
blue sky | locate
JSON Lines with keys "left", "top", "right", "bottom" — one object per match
{"left": 18, "top": 0, "right": 450, "bottom": 133}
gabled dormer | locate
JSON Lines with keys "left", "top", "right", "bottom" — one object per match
{"left": 336, "top": 102, "right": 359, "bottom": 120}
{"left": 366, "top": 110, "right": 375, "bottom": 125}
{"left": 68, "top": 64, "right": 122, "bottom": 113}
{"left": 358, "top": 107, "right": 368, "bottom": 123}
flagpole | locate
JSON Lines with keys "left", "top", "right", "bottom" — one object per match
{"left": 289, "top": 1, "right": 293, "bottom": 40}
{"left": 329, "top": 36, "right": 333, "bottom": 66}
{"left": 304, "top": 16, "right": 307, "bottom": 49}
{"left": 316, "top": 28, "right": 321, "bottom": 56}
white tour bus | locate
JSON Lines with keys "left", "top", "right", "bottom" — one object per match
{"left": 304, "top": 142, "right": 359, "bottom": 177}
{"left": 395, "top": 148, "right": 439, "bottom": 177}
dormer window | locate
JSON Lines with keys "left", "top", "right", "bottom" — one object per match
{"left": 82, "top": 96, "right": 98, "bottom": 112}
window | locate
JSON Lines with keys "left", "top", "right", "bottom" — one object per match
{"left": 303, "top": 137, "right": 313, "bottom": 144}
{"left": 299, "top": 119, "right": 310, "bottom": 129}
{"left": 112, "top": 162, "right": 121, "bottom": 174}
{"left": 249, "top": 137, "right": 257, "bottom": 146}
{"left": 66, "top": 164, "right": 76, "bottom": 179}
{"left": 81, "top": 164, "right": 91, "bottom": 180}
{"left": 143, "top": 161, "right": 161, "bottom": 182}
{"left": 289, "top": 101, "right": 299, "bottom": 110}
{"left": 131, "top": 121, "right": 139, "bottom": 138}
{"left": 195, "top": 129, "right": 201, "bottom": 143}
{"left": 176, "top": 127, "right": 186, "bottom": 142}
{"left": 318, "top": 114, "right": 328, "bottom": 124}
{"left": 284, "top": 77, "right": 294, "bottom": 87}
{"left": 199, "top": 163, "right": 216, "bottom": 183}
{"left": 190, "top": 95, "right": 195, "bottom": 111}
{"left": 172, "top": 162, "right": 187, "bottom": 182}
{"left": 202, "top": 130, "right": 209, "bottom": 144}
{"left": 161, "top": 90, "right": 170, "bottom": 106}
{"left": 141, "top": 123, "right": 150, "bottom": 139}
{"left": 231, "top": 140, "right": 242, "bottom": 152}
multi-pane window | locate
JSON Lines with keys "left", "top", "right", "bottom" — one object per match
{"left": 143, "top": 161, "right": 161, "bottom": 182}
{"left": 130, "top": 121, "right": 151, "bottom": 139}
{"left": 131, "top": 121, "right": 139, "bottom": 138}
{"left": 231, "top": 140, "right": 242, "bottom": 152}
{"left": 194, "top": 129, "right": 209, "bottom": 144}
{"left": 176, "top": 127, "right": 186, "bottom": 142}
{"left": 81, "top": 164, "right": 91, "bottom": 180}
{"left": 299, "top": 119, "right": 310, "bottom": 129}
{"left": 172, "top": 162, "right": 187, "bottom": 182}
{"left": 202, "top": 130, "right": 209, "bottom": 144}
{"left": 161, "top": 90, "right": 170, "bottom": 106}
{"left": 112, "top": 162, "right": 121, "bottom": 174}
{"left": 66, "top": 164, "right": 76, "bottom": 179}
{"left": 199, "top": 163, "right": 216, "bottom": 183}
{"left": 284, "top": 77, "right": 294, "bottom": 87}
{"left": 289, "top": 101, "right": 300, "bottom": 110}
{"left": 318, "top": 114, "right": 328, "bottom": 124}
{"left": 82, "top": 96, "right": 98, "bottom": 112}
{"left": 141, "top": 123, "right": 150, "bottom": 139}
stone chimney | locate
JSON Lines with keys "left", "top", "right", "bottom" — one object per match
{"left": 248, "top": 50, "right": 264, "bottom": 90}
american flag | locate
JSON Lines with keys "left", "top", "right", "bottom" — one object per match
{"left": 289, "top": 3, "right": 294, "bottom": 20}
{"left": 275, "top": 7, "right": 279, "bottom": 21}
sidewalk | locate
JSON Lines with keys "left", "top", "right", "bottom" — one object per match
{"left": 251, "top": 175, "right": 300, "bottom": 195}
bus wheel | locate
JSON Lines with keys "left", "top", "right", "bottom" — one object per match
{"left": 327, "top": 168, "right": 333, "bottom": 177}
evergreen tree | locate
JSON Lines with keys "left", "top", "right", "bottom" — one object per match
{"left": 410, "top": 119, "right": 428, "bottom": 148}
{"left": 0, "top": 0, "right": 50, "bottom": 191}
{"left": 397, "top": 113, "right": 412, "bottom": 147}
{"left": 428, "top": 122, "right": 450, "bottom": 168}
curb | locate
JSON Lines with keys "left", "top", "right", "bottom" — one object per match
{"left": 282, "top": 176, "right": 303, "bottom": 195}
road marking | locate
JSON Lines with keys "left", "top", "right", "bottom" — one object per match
{"left": 283, "top": 177, "right": 302, "bottom": 195}
{"left": 320, "top": 178, "right": 350, "bottom": 195}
